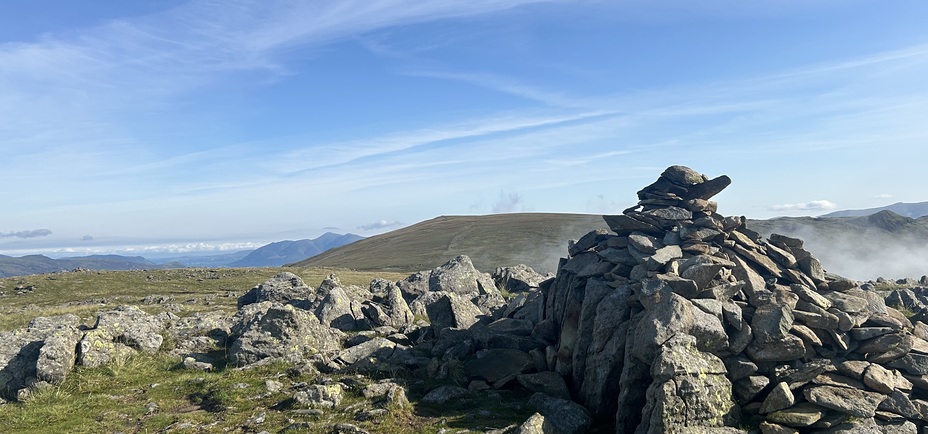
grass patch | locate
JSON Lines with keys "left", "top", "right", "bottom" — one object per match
{"left": 0, "top": 349, "right": 529, "bottom": 433}
{"left": 0, "top": 267, "right": 409, "bottom": 332}
{"left": 870, "top": 281, "right": 916, "bottom": 292}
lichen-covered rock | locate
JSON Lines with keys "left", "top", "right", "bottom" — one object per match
{"left": 237, "top": 272, "right": 311, "bottom": 308}
{"left": 78, "top": 329, "right": 135, "bottom": 368}
{"left": 429, "top": 255, "right": 499, "bottom": 297}
{"left": 640, "top": 334, "right": 739, "bottom": 433}
{"left": 161, "top": 310, "right": 232, "bottom": 355}
{"left": 78, "top": 305, "right": 163, "bottom": 368}
{"left": 227, "top": 301, "right": 344, "bottom": 366}
{"left": 36, "top": 325, "right": 82, "bottom": 384}
{"left": 514, "top": 413, "right": 549, "bottom": 434}
{"left": 0, "top": 314, "right": 81, "bottom": 399}
{"left": 315, "top": 286, "right": 367, "bottom": 331}
{"left": 397, "top": 270, "right": 430, "bottom": 302}
{"left": 293, "top": 383, "right": 343, "bottom": 408}
{"left": 803, "top": 385, "right": 885, "bottom": 418}
{"left": 334, "top": 337, "right": 398, "bottom": 369}
{"left": 362, "top": 380, "right": 409, "bottom": 408}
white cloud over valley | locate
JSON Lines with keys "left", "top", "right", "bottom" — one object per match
{"left": 769, "top": 200, "right": 838, "bottom": 212}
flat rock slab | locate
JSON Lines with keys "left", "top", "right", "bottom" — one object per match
{"left": 603, "top": 214, "right": 662, "bottom": 235}
{"left": 804, "top": 385, "right": 885, "bottom": 418}
{"left": 888, "top": 353, "right": 928, "bottom": 376}
{"left": 766, "top": 402, "right": 826, "bottom": 427}
{"left": 746, "top": 334, "right": 806, "bottom": 363}
{"left": 863, "top": 364, "right": 913, "bottom": 394}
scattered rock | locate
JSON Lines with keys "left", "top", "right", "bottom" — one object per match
{"left": 421, "top": 385, "right": 468, "bottom": 404}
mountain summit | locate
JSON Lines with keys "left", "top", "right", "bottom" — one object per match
{"left": 822, "top": 201, "right": 928, "bottom": 218}
{"left": 228, "top": 232, "right": 363, "bottom": 267}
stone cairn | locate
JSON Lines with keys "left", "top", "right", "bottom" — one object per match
{"left": 543, "top": 165, "right": 928, "bottom": 433}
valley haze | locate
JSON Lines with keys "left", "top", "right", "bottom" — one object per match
{"left": 2, "top": 2, "right": 928, "bottom": 276}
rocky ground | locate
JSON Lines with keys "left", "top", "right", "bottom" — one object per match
{"left": 2, "top": 166, "right": 928, "bottom": 433}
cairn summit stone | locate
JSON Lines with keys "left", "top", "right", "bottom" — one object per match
{"left": 539, "top": 165, "right": 928, "bottom": 432}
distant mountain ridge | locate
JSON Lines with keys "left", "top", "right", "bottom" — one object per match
{"left": 228, "top": 232, "right": 364, "bottom": 267}
{"left": 0, "top": 233, "right": 363, "bottom": 277}
{"left": 149, "top": 250, "right": 253, "bottom": 267}
{"left": 821, "top": 201, "right": 928, "bottom": 218}
{"left": 0, "top": 254, "right": 169, "bottom": 278}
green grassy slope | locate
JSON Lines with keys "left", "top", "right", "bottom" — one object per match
{"left": 292, "top": 213, "right": 609, "bottom": 273}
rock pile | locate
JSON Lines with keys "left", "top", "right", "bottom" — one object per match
{"left": 885, "top": 286, "right": 928, "bottom": 324}
{"left": 543, "top": 165, "right": 928, "bottom": 433}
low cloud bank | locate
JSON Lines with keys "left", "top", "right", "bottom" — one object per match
{"left": 0, "top": 229, "right": 52, "bottom": 238}
{"left": 769, "top": 200, "right": 837, "bottom": 212}
{"left": 754, "top": 223, "right": 928, "bottom": 281}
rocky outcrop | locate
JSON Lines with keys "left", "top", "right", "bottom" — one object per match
{"left": 78, "top": 305, "right": 164, "bottom": 368}
{"left": 161, "top": 310, "right": 232, "bottom": 355}
{"left": 541, "top": 165, "right": 928, "bottom": 433}
{"left": 360, "top": 279, "right": 415, "bottom": 330}
{"left": 227, "top": 301, "right": 344, "bottom": 366}
{"left": 0, "top": 314, "right": 82, "bottom": 400}
{"left": 308, "top": 274, "right": 369, "bottom": 331}
{"left": 493, "top": 264, "right": 551, "bottom": 293}
{"left": 430, "top": 255, "right": 499, "bottom": 297}
{"left": 402, "top": 256, "right": 506, "bottom": 316}
{"left": 236, "top": 271, "right": 312, "bottom": 308}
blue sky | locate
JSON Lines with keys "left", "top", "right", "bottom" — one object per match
{"left": 2, "top": 0, "right": 928, "bottom": 257}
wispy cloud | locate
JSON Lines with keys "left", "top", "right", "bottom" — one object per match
{"left": 0, "top": 0, "right": 562, "bottom": 177}
{"left": 0, "top": 229, "right": 53, "bottom": 238}
{"left": 406, "top": 69, "right": 575, "bottom": 106}
{"left": 272, "top": 110, "right": 616, "bottom": 175}
{"left": 491, "top": 191, "right": 528, "bottom": 213}
{"left": 357, "top": 220, "right": 402, "bottom": 231}
{"left": 769, "top": 200, "right": 837, "bottom": 212}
